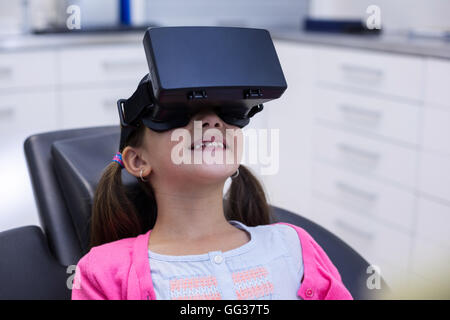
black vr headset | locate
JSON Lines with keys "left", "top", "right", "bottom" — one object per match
{"left": 117, "top": 26, "right": 287, "bottom": 150}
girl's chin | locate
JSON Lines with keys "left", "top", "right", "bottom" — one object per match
{"left": 184, "top": 165, "right": 238, "bottom": 180}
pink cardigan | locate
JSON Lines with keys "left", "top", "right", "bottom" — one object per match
{"left": 72, "top": 222, "right": 353, "bottom": 300}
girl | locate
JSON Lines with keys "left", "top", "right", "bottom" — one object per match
{"left": 72, "top": 86, "right": 352, "bottom": 300}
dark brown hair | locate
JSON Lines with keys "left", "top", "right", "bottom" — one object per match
{"left": 89, "top": 120, "right": 274, "bottom": 249}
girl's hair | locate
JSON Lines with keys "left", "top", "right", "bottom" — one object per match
{"left": 89, "top": 120, "right": 275, "bottom": 249}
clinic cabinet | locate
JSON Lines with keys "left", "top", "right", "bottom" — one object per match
{"left": 269, "top": 40, "right": 450, "bottom": 290}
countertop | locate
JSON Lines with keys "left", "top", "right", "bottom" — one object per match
{"left": 270, "top": 28, "right": 450, "bottom": 59}
{"left": 1, "top": 28, "right": 449, "bottom": 59}
{"left": 0, "top": 32, "right": 143, "bottom": 52}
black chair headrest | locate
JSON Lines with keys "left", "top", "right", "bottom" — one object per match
{"left": 50, "top": 131, "right": 153, "bottom": 253}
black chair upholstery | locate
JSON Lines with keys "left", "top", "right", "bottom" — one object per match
{"left": 0, "top": 226, "right": 70, "bottom": 300}
{"left": 13, "top": 125, "right": 388, "bottom": 299}
{"left": 51, "top": 131, "right": 121, "bottom": 254}
{"left": 24, "top": 126, "right": 119, "bottom": 266}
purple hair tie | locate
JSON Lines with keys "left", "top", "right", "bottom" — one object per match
{"left": 112, "top": 152, "right": 124, "bottom": 169}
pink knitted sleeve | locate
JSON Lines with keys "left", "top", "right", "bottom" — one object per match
{"left": 71, "top": 252, "right": 107, "bottom": 300}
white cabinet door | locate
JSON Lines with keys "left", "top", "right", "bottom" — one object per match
{"left": 261, "top": 40, "right": 315, "bottom": 215}
{"left": 410, "top": 235, "right": 450, "bottom": 284}
{"left": 316, "top": 46, "right": 425, "bottom": 101}
{"left": 0, "top": 91, "right": 58, "bottom": 232}
{"left": 422, "top": 106, "right": 450, "bottom": 155}
{"left": 312, "top": 162, "right": 416, "bottom": 232}
{"left": 59, "top": 44, "right": 148, "bottom": 86}
{"left": 60, "top": 85, "right": 136, "bottom": 129}
{"left": 311, "top": 196, "right": 412, "bottom": 278}
{"left": 313, "top": 87, "right": 421, "bottom": 146}
{"left": 0, "top": 91, "right": 58, "bottom": 150}
{"left": 416, "top": 196, "right": 450, "bottom": 247}
{"left": 0, "top": 51, "right": 57, "bottom": 90}
{"left": 0, "top": 154, "right": 40, "bottom": 232}
{"left": 313, "top": 124, "right": 418, "bottom": 188}
{"left": 418, "top": 152, "right": 450, "bottom": 203}
{"left": 425, "top": 58, "right": 450, "bottom": 109}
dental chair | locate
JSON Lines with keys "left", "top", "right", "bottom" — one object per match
{"left": 0, "top": 126, "right": 388, "bottom": 300}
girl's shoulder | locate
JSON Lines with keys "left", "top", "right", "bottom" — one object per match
{"left": 249, "top": 222, "right": 304, "bottom": 251}
{"left": 236, "top": 222, "right": 304, "bottom": 275}
{"left": 77, "top": 233, "right": 146, "bottom": 277}
{"left": 87, "top": 235, "right": 138, "bottom": 259}
{"left": 270, "top": 222, "right": 353, "bottom": 299}
{"left": 253, "top": 222, "right": 303, "bottom": 254}
{"left": 72, "top": 232, "right": 149, "bottom": 300}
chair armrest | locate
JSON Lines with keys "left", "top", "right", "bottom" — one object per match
{"left": 0, "top": 226, "right": 71, "bottom": 300}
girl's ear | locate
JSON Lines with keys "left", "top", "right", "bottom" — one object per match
{"left": 122, "top": 146, "right": 152, "bottom": 178}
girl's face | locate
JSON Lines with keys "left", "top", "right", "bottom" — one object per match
{"left": 140, "top": 109, "right": 243, "bottom": 186}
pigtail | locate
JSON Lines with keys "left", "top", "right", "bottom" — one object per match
{"left": 224, "top": 164, "right": 275, "bottom": 226}
{"left": 89, "top": 120, "right": 157, "bottom": 250}
{"left": 89, "top": 162, "right": 143, "bottom": 249}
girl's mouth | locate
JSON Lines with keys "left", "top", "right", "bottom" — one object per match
{"left": 190, "top": 141, "right": 226, "bottom": 151}
{"left": 190, "top": 136, "right": 227, "bottom": 151}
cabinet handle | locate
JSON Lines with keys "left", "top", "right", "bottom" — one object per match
{"left": 337, "top": 143, "right": 380, "bottom": 162}
{"left": 334, "top": 218, "right": 375, "bottom": 241}
{"left": 338, "top": 104, "right": 382, "bottom": 123}
{"left": 101, "top": 60, "right": 143, "bottom": 72}
{"left": 340, "top": 63, "right": 384, "bottom": 84}
{"left": 0, "top": 106, "right": 15, "bottom": 120}
{"left": 335, "top": 180, "right": 378, "bottom": 202}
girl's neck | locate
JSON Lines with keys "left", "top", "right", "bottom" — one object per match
{"left": 148, "top": 184, "right": 234, "bottom": 243}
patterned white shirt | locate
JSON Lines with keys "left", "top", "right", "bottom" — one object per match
{"left": 148, "top": 220, "right": 304, "bottom": 300}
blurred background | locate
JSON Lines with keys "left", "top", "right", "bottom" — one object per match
{"left": 0, "top": 0, "right": 449, "bottom": 298}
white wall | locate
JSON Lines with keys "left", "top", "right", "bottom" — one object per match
{"left": 143, "top": 0, "right": 309, "bottom": 29}
{"left": 4, "top": 0, "right": 450, "bottom": 35}
{"left": 309, "top": 0, "right": 450, "bottom": 33}
{"left": 0, "top": 0, "right": 24, "bottom": 35}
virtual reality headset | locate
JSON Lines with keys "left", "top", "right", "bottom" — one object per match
{"left": 117, "top": 26, "right": 287, "bottom": 149}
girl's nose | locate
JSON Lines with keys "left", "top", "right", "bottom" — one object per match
{"left": 195, "top": 110, "right": 224, "bottom": 128}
